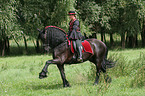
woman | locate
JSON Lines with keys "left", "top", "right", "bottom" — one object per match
{"left": 68, "top": 11, "right": 83, "bottom": 62}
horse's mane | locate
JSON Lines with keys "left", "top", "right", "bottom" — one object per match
{"left": 45, "top": 26, "right": 67, "bottom": 35}
{"left": 45, "top": 26, "right": 67, "bottom": 49}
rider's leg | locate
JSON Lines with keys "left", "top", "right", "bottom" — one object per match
{"left": 72, "top": 40, "right": 77, "bottom": 52}
{"left": 76, "top": 39, "right": 83, "bottom": 62}
{"left": 72, "top": 40, "right": 77, "bottom": 59}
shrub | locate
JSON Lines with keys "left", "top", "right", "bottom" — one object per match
{"left": 130, "top": 66, "right": 145, "bottom": 88}
{"left": 130, "top": 53, "right": 145, "bottom": 88}
{"left": 108, "top": 53, "right": 129, "bottom": 77}
{"left": 88, "top": 53, "right": 145, "bottom": 88}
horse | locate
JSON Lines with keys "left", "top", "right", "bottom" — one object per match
{"left": 37, "top": 26, "right": 115, "bottom": 87}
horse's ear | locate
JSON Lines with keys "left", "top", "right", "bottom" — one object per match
{"left": 37, "top": 28, "right": 41, "bottom": 33}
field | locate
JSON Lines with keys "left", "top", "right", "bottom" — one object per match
{"left": 0, "top": 48, "right": 145, "bottom": 96}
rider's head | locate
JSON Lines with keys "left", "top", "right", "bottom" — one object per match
{"left": 68, "top": 11, "right": 76, "bottom": 20}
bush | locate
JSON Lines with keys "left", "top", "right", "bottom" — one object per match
{"left": 88, "top": 53, "right": 145, "bottom": 88}
{"left": 108, "top": 53, "right": 129, "bottom": 77}
{"left": 130, "top": 66, "right": 145, "bottom": 88}
{"left": 130, "top": 53, "right": 145, "bottom": 88}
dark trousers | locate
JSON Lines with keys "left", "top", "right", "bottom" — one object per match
{"left": 72, "top": 39, "right": 82, "bottom": 59}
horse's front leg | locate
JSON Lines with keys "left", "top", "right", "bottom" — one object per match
{"left": 39, "top": 59, "right": 60, "bottom": 79}
{"left": 57, "top": 64, "right": 70, "bottom": 87}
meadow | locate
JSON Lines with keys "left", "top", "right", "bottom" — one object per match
{"left": 0, "top": 47, "right": 145, "bottom": 96}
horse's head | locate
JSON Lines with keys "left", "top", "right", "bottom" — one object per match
{"left": 37, "top": 28, "right": 45, "bottom": 41}
{"left": 37, "top": 26, "right": 68, "bottom": 53}
{"left": 37, "top": 28, "right": 50, "bottom": 52}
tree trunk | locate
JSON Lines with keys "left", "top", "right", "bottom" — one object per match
{"left": 141, "top": 32, "right": 145, "bottom": 47}
{"left": 128, "top": 35, "right": 137, "bottom": 48}
{"left": 135, "top": 34, "right": 138, "bottom": 47}
{"left": 104, "top": 33, "right": 106, "bottom": 44}
{"left": 13, "top": 36, "right": 20, "bottom": 49}
{"left": 36, "top": 39, "right": 40, "bottom": 53}
{"left": 2, "top": 39, "right": 6, "bottom": 56}
{"left": 141, "top": 18, "right": 145, "bottom": 47}
{"left": 121, "top": 33, "right": 125, "bottom": 48}
{"left": 128, "top": 36, "right": 133, "bottom": 48}
{"left": 101, "top": 31, "right": 104, "bottom": 42}
{"left": 23, "top": 35, "right": 27, "bottom": 53}
{"left": 110, "top": 33, "right": 114, "bottom": 46}
{"left": 5, "top": 37, "right": 10, "bottom": 55}
{"left": 126, "top": 35, "right": 128, "bottom": 44}
{"left": 0, "top": 40, "right": 2, "bottom": 55}
{"left": 84, "top": 33, "right": 88, "bottom": 39}
{"left": 92, "top": 33, "right": 97, "bottom": 39}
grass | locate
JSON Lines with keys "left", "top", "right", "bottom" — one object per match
{"left": 0, "top": 48, "right": 145, "bottom": 96}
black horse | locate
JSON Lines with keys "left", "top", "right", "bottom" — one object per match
{"left": 37, "top": 26, "right": 114, "bottom": 87}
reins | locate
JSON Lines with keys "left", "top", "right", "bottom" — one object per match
{"left": 43, "top": 30, "right": 50, "bottom": 49}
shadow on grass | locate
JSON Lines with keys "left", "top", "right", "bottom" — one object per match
{"left": 25, "top": 81, "right": 94, "bottom": 90}
{"left": 1, "top": 46, "right": 52, "bottom": 57}
{"left": 25, "top": 83, "right": 63, "bottom": 90}
{"left": 1, "top": 39, "right": 145, "bottom": 57}
{"left": 105, "top": 40, "right": 145, "bottom": 50}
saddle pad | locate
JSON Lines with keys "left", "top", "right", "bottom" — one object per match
{"left": 71, "top": 40, "right": 93, "bottom": 55}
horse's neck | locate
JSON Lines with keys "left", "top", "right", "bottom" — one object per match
{"left": 53, "top": 42, "right": 68, "bottom": 56}
{"left": 54, "top": 41, "right": 67, "bottom": 50}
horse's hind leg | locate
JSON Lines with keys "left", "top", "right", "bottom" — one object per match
{"left": 57, "top": 64, "right": 70, "bottom": 87}
{"left": 102, "top": 59, "right": 112, "bottom": 83}
{"left": 94, "top": 59, "right": 102, "bottom": 85}
{"left": 104, "top": 73, "right": 112, "bottom": 83}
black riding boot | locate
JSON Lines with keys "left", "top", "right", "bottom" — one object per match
{"left": 77, "top": 46, "right": 83, "bottom": 62}
{"left": 75, "top": 40, "right": 83, "bottom": 62}
{"left": 72, "top": 40, "right": 77, "bottom": 60}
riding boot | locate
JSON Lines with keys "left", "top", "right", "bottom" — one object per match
{"left": 72, "top": 40, "right": 77, "bottom": 60}
{"left": 77, "top": 46, "right": 83, "bottom": 62}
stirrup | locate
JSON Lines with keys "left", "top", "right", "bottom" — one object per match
{"left": 77, "top": 57, "right": 83, "bottom": 62}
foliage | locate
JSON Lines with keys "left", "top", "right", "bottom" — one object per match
{"left": 77, "top": 1, "right": 111, "bottom": 33}
{"left": 0, "top": 0, "right": 145, "bottom": 56}
{"left": 77, "top": 0, "right": 145, "bottom": 47}
{"left": 16, "top": 0, "right": 76, "bottom": 39}
{"left": 0, "top": 0, "right": 21, "bottom": 39}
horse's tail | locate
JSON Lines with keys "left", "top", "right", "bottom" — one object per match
{"left": 101, "top": 47, "right": 115, "bottom": 73}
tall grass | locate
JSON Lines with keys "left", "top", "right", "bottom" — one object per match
{"left": 88, "top": 53, "right": 145, "bottom": 88}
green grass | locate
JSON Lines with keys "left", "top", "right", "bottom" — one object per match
{"left": 0, "top": 49, "right": 145, "bottom": 96}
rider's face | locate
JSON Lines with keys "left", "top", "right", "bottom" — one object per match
{"left": 69, "top": 15, "right": 75, "bottom": 20}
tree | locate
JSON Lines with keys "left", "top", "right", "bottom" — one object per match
{"left": 76, "top": 0, "right": 111, "bottom": 41}
{"left": 140, "top": 0, "right": 145, "bottom": 47}
{"left": 15, "top": 0, "right": 76, "bottom": 53}
{"left": 0, "top": 0, "right": 21, "bottom": 56}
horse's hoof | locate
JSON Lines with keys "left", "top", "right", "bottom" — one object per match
{"left": 63, "top": 83, "right": 71, "bottom": 87}
{"left": 39, "top": 72, "right": 47, "bottom": 79}
{"left": 39, "top": 75, "right": 47, "bottom": 79}
{"left": 105, "top": 76, "right": 112, "bottom": 83}
{"left": 93, "top": 83, "right": 98, "bottom": 86}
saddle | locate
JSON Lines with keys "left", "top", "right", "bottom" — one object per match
{"left": 70, "top": 40, "right": 94, "bottom": 55}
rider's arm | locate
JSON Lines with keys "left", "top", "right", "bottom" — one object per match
{"left": 68, "top": 20, "right": 79, "bottom": 39}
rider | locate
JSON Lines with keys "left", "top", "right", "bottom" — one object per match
{"left": 68, "top": 11, "right": 83, "bottom": 62}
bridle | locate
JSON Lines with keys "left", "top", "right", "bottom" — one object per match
{"left": 42, "top": 30, "right": 50, "bottom": 51}
{"left": 41, "top": 27, "right": 70, "bottom": 51}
